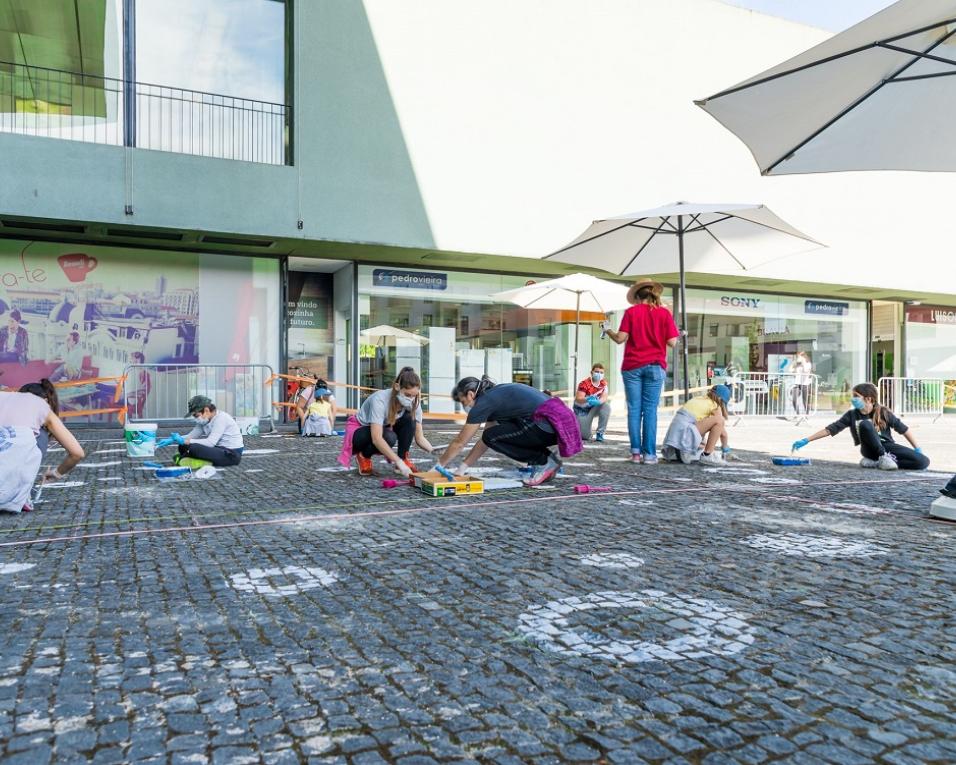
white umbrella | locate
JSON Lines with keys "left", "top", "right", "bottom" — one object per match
{"left": 492, "top": 273, "right": 631, "bottom": 393}
{"left": 361, "top": 325, "right": 429, "bottom": 346}
{"left": 543, "top": 202, "right": 822, "bottom": 400}
{"left": 696, "top": 0, "right": 956, "bottom": 174}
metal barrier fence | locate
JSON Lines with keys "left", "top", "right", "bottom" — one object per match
{"left": 0, "top": 60, "right": 291, "bottom": 165}
{"left": 878, "top": 377, "right": 944, "bottom": 421}
{"left": 721, "top": 372, "right": 819, "bottom": 422}
{"left": 123, "top": 364, "right": 276, "bottom": 431}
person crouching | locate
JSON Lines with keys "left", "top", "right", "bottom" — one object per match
{"left": 662, "top": 385, "right": 731, "bottom": 466}
{"left": 177, "top": 395, "right": 245, "bottom": 467}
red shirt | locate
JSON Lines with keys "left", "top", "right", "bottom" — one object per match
{"left": 577, "top": 377, "right": 607, "bottom": 397}
{"left": 619, "top": 303, "right": 679, "bottom": 371}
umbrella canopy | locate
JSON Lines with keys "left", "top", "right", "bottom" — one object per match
{"left": 361, "top": 325, "right": 429, "bottom": 346}
{"left": 492, "top": 273, "right": 631, "bottom": 314}
{"left": 492, "top": 273, "right": 631, "bottom": 394}
{"left": 696, "top": 0, "right": 956, "bottom": 175}
{"left": 544, "top": 202, "right": 823, "bottom": 399}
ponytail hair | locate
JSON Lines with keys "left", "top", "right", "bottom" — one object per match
{"left": 19, "top": 378, "right": 60, "bottom": 416}
{"left": 388, "top": 366, "right": 422, "bottom": 426}
{"left": 636, "top": 285, "right": 662, "bottom": 308}
{"left": 452, "top": 375, "right": 496, "bottom": 404}
{"left": 852, "top": 382, "right": 888, "bottom": 431}
{"left": 706, "top": 386, "right": 729, "bottom": 419}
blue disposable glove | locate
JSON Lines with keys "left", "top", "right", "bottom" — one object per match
{"left": 792, "top": 438, "right": 809, "bottom": 451}
{"left": 915, "top": 447, "right": 923, "bottom": 454}
{"left": 156, "top": 437, "right": 175, "bottom": 448}
{"left": 171, "top": 432, "right": 185, "bottom": 446}
{"left": 586, "top": 395, "right": 601, "bottom": 407}
{"left": 721, "top": 446, "right": 732, "bottom": 455}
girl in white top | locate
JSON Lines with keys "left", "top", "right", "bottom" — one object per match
{"left": 0, "top": 380, "right": 85, "bottom": 512}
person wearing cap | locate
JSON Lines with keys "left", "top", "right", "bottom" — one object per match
{"left": 0, "top": 309, "right": 29, "bottom": 365}
{"left": 302, "top": 387, "right": 335, "bottom": 436}
{"left": 603, "top": 278, "right": 679, "bottom": 465}
{"left": 661, "top": 384, "right": 732, "bottom": 466}
{"left": 159, "top": 395, "right": 244, "bottom": 467}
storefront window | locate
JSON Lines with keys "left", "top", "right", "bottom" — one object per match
{"left": 357, "top": 266, "right": 604, "bottom": 411}
{"left": 905, "top": 305, "right": 956, "bottom": 412}
{"left": 682, "top": 289, "right": 866, "bottom": 411}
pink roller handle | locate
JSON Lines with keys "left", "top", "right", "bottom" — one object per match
{"left": 573, "top": 485, "right": 613, "bottom": 494}
{"left": 381, "top": 479, "right": 413, "bottom": 489}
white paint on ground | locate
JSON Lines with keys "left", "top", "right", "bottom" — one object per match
{"left": 0, "top": 563, "right": 36, "bottom": 575}
{"left": 98, "top": 477, "right": 123, "bottom": 482}
{"left": 740, "top": 533, "right": 889, "bottom": 558}
{"left": 241, "top": 449, "right": 280, "bottom": 455}
{"left": 518, "top": 589, "right": 756, "bottom": 663}
{"left": 701, "top": 467, "right": 768, "bottom": 475}
{"left": 598, "top": 457, "right": 632, "bottom": 463}
{"left": 245, "top": 469, "right": 265, "bottom": 473}
{"left": 579, "top": 553, "right": 645, "bottom": 569}
{"left": 314, "top": 466, "right": 350, "bottom": 473}
{"left": 94, "top": 448, "right": 127, "bottom": 454}
{"left": 229, "top": 566, "right": 340, "bottom": 598}
{"left": 39, "top": 481, "right": 85, "bottom": 489}
{"left": 618, "top": 499, "right": 653, "bottom": 507}
{"left": 750, "top": 477, "right": 801, "bottom": 484}
{"left": 75, "top": 461, "right": 122, "bottom": 468}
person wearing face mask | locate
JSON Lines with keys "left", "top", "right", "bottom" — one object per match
{"left": 791, "top": 382, "right": 929, "bottom": 471}
{"left": 339, "top": 366, "right": 435, "bottom": 477}
{"left": 574, "top": 363, "right": 611, "bottom": 442}
{"left": 159, "top": 395, "right": 244, "bottom": 467}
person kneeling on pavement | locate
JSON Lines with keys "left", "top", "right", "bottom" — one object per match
{"left": 791, "top": 382, "right": 928, "bottom": 471}
{"left": 575, "top": 363, "right": 611, "bottom": 442}
{"left": 662, "top": 384, "right": 732, "bottom": 466}
{"left": 159, "top": 395, "right": 244, "bottom": 467}
{"left": 436, "top": 375, "right": 582, "bottom": 487}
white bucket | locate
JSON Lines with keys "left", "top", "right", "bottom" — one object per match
{"left": 125, "top": 422, "right": 158, "bottom": 458}
{"left": 237, "top": 417, "right": 260, "bottom": 436}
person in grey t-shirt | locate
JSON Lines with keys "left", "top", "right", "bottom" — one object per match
{"left": 352, "top": 367, "right": 436, "bottom": 476}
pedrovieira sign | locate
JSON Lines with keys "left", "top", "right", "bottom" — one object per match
{"left": 372, "top": 269, "right": 447, "bottom": 291}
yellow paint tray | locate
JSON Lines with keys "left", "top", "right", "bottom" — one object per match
{"left": 412, "top": 470, "right": 485, "bottom": 497}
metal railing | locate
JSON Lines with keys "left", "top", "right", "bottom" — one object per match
{"left": 124, "top": 363, "right": 277, "bottom": 431}
{"left": 878, "top": 377, "right": 944, "bottom": 421}
{"left": 721, "top": 372, "right": 819, "bottom": 423}
{"left": 0, "top": 61, "right": 290, "bottom": 165}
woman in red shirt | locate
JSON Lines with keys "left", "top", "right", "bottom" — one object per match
{"left": 604, "top": 279, "right": 679, "bottom": 464}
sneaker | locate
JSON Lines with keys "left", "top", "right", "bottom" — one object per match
{"left": 859, "top": 457, "right": 879, "bottom": 469}
{"left": 642, "top": 455, "right": 659, "bottom": 465}
{"left": 402, "top": 453, "right": 417, "bottom": 473}
{"left": 356, "top": 453, "right": 374, "bottom": 476}
{"left": 678, "top": 449, "right": 696, "bottom": 465}
{"left": 877, "top": 453, "right": 898, "bottom": 471}
{"left": 630, "top": 453, "right": 643, "bottom": 464}
{"left": 699, "top": 452, "right": 724, "bottom": 466}
{"left": 523, "top": 455, "right": 562, "bottom": 487}
{"left": 595, "top": 432, "right": 605, "bottom": 442}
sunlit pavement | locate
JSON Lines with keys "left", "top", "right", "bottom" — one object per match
{"left": 1, "top": 423, "right": 955, "bottom": 764}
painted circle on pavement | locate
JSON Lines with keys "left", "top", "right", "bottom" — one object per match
{"left": 518, "top": 589, "right": 756, "bottom": 663}
{"left": 740, "top": 532, "right": 889, "bottom": 558}
{"left": 579, "top": 553, "right": 645, "bottom": 569}
{"left": 229, "top": 566, "right": 340, "bottom": 597}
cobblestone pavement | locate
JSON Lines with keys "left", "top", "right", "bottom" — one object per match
{"left": 2, "top": 424, "right": 955, "bottom": 764}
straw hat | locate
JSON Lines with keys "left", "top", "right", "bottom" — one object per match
{"left": 626, "top": 278, "right": 664, "bottom": 305}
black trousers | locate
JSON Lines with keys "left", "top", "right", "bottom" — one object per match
{"left": 352, "top": 414, "right": 415, "bottom": 458}
{"left": 178, "top": 443, "right": 243, "bottom": 467}
{"left": 482, "top": 420, "right": 558, "bottom": 466}
{"left": 943, "top": 474, "right": 956, "bottom": 496}
{"left": 858, "top": 420, "right": 929, "bottom": 470}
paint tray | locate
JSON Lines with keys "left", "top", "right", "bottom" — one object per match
{"left": 412, "top": 470, "right": 484, "bottom": 497}
{"left": 771, "top": 456, "right": 811, "bottom": 466}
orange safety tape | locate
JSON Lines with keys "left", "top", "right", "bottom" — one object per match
{"left": 52, "top": 375, "right": 127, "bottom": 389}
{"left": 267, "top": 373, "right": 457, "bottom": 399}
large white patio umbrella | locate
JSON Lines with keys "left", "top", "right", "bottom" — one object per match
{"left": 543, "top": 202, "right": 822, "bottom": 400}
{"left": 492, "top": 273, "right": 631, "bottom": 393}
{"left": 696, "top": 0, "right": 956, "bottom": 174}
{"left": 361, "top": 324, "right": 429, "bottom": 346}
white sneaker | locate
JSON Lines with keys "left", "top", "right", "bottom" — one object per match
{"left": 859, "top": 457, "right": 879, "bottom": 469}
{"left": 877, "top": 453, "right": 898, "bottom": 471}
{"left": 679, "top": 448, "right": 698, "bottom": 465}
{"left": 699, "top": 452, "right": 724, "bottom": 466}
{"left": 523, "top": 454, "right": 562, "bottom": 486}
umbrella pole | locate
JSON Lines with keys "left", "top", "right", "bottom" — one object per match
{"left": 678, "top": 216, "right": 690, "bottom": 403}
{"left": 573, "top": 291, "right": 581, "bottom": 405}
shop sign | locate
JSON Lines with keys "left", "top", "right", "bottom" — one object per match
{"left": 720, "top": 295, "right": 761, "bottom": 309}
{"left": 804, "top": 300, "right": 849, "bottom": 316}
{"left": 372, "top": 268, "right": 447, "bottom": 291}
{"left": 907, "top": 306, "right": 956, "bottom": 324}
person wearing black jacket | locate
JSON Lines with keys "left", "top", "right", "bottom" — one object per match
{"left": 791, "top": 382, "right": 929, "bottom": 471}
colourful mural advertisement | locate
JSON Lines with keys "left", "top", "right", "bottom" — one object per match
{"left": 0, "top": 239, "right": 199, "bottom": 412}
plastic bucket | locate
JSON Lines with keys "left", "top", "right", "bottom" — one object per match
{"left": 125, "top": 422, "right": 158, "bottom": 458}
{"left": 237, "top": 417, "right": 260, "bottom": 436}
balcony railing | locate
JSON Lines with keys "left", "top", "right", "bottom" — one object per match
{"left": 0, "top": 61, "right": 291, "bottom": 165}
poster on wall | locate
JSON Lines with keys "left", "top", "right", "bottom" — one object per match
{"left": 286, "top": 271, "right": 333, "bottom": 379}
{"left": 0, "top": 240, "right": 199, "bottom": 410}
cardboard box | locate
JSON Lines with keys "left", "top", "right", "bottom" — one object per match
{"left": 412, "top": 470, "right": 484, "bottom": 497}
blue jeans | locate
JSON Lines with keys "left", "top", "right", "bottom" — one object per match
{"left": 622, "top": 364, "right": 665, "bottom": 456}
